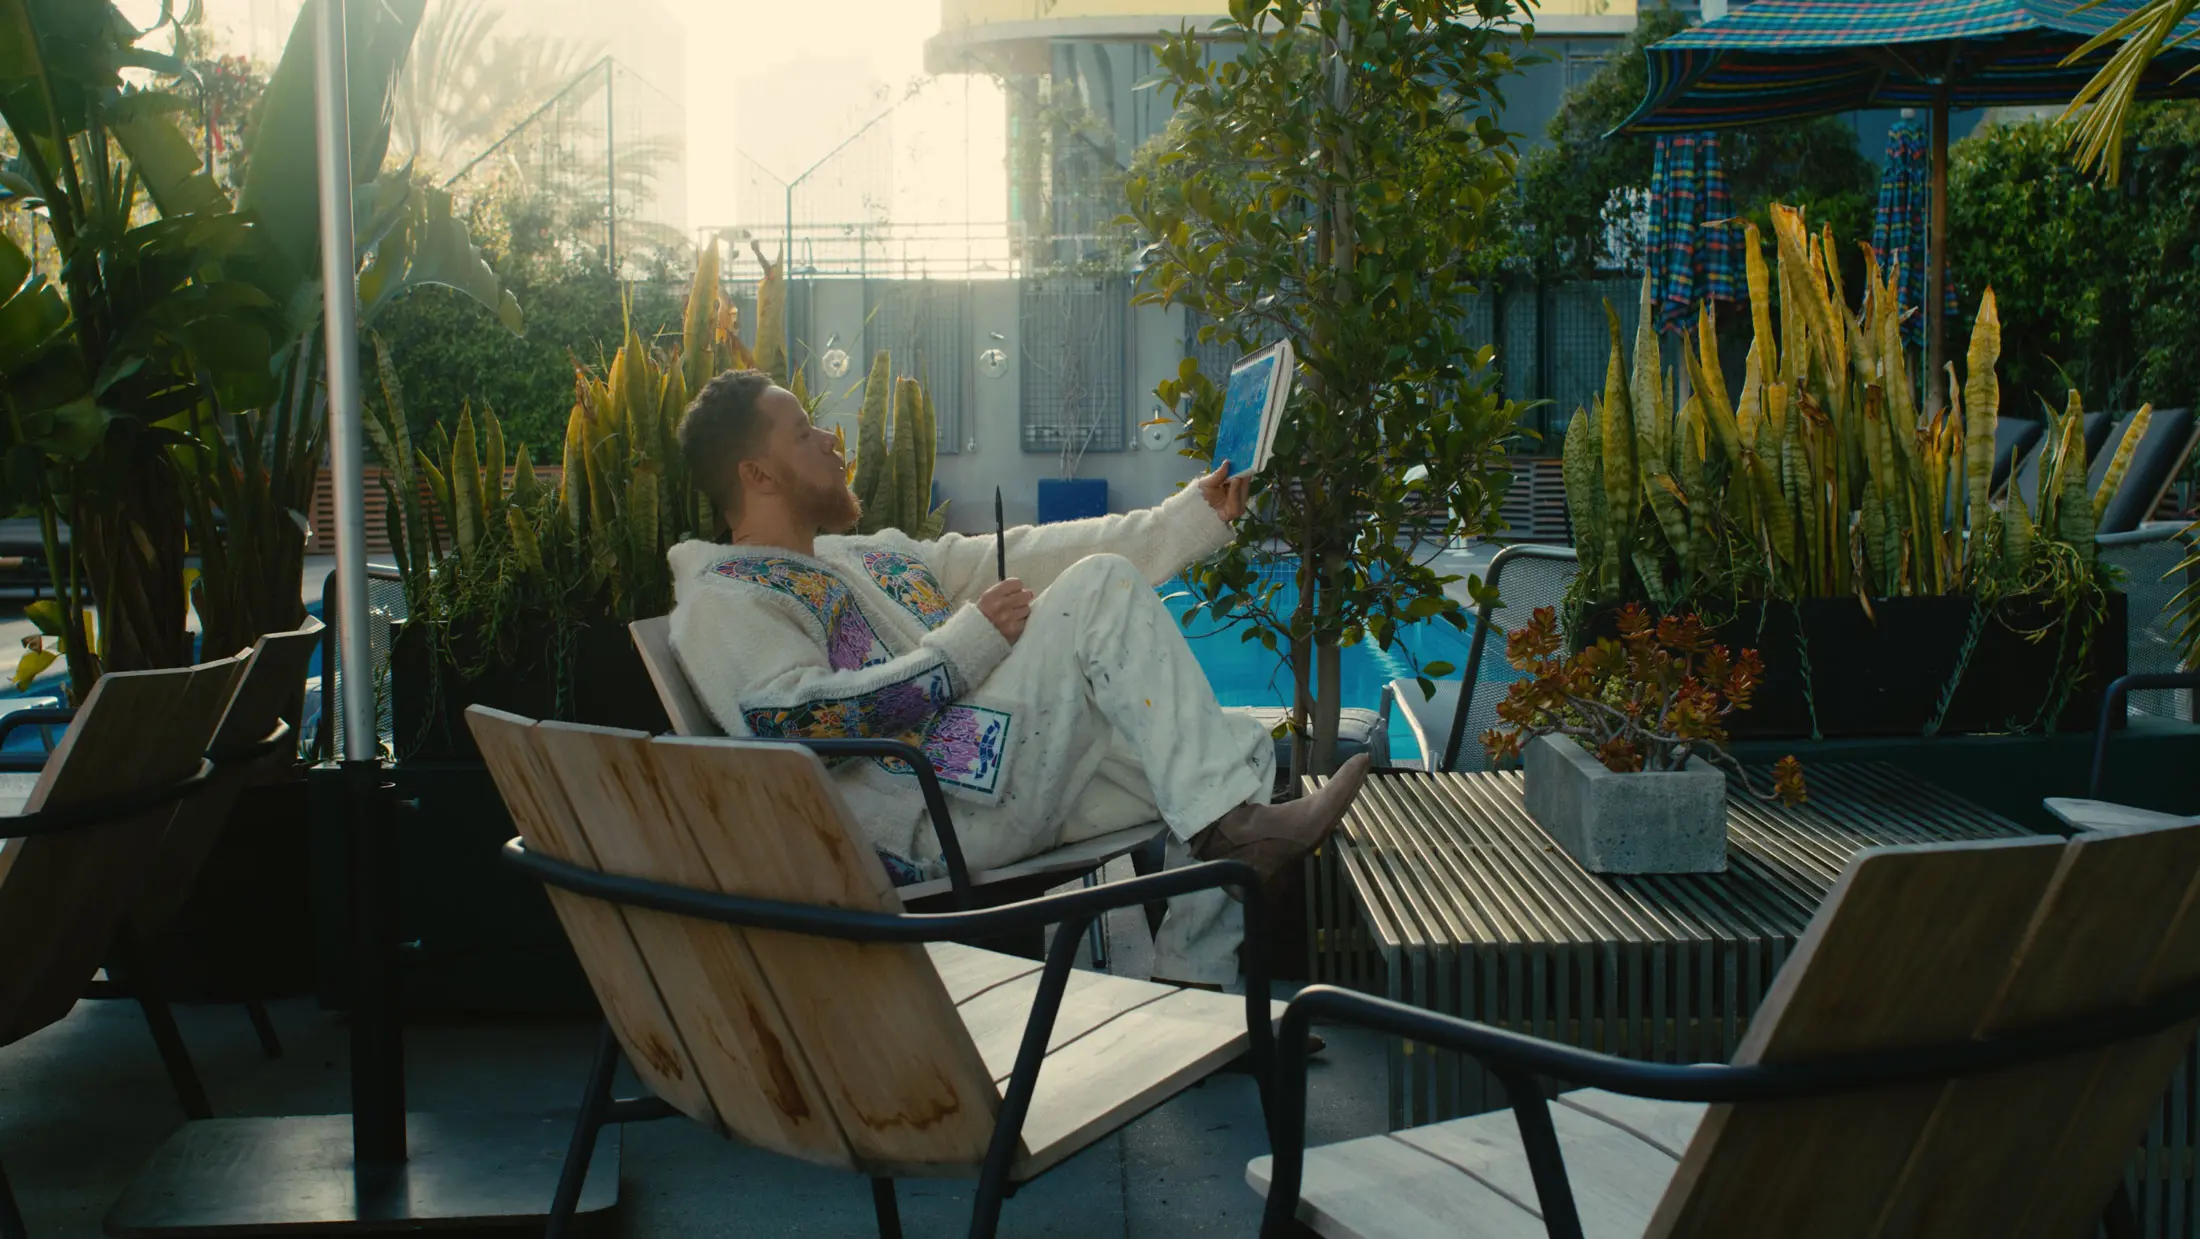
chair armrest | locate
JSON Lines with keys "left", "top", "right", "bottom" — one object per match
{"left": 2091, "top": 671, "right": 2200, "bottom": 798}
{"left": 1259, "top": 983, "right": 2200, "bottom": 1239}
{"left": 0, "top": 707, "right": 74, "bottom": 756}
{"left": 779, "top": 737, "right": 974, "bottom": 907}
{"left": 0, "top": 759, "right": 215, "bottom": 841}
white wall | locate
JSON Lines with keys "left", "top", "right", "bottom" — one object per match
{"left": 798, "top": 278, "right": 1208, "bottom": 533}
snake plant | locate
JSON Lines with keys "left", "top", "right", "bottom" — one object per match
{"left": 1565, "top": 204, "right": 2148, "bottom": 616}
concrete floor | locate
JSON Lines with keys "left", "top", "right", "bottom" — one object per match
{"left": 4, "top": 914, "right": 1393, "bottom": 1238}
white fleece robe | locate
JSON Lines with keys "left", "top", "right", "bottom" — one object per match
{"left": 666, "top": 484, "right": 1276, "bottom": 984}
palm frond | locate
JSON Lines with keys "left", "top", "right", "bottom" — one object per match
{"left": 2058, "top": 0, "right": 2200, "bottom": 182}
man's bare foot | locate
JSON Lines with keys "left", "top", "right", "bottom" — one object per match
{"left": 1191, "top": 753, "right": 1372, "bottom": 899}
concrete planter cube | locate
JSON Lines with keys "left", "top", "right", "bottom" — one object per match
{"left": 1521, "top": 734, "right": 1729, "bottom": 874}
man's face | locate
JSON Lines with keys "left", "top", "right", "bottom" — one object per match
{"left": 747, "top": 386, "right": 861, "bottom": 533}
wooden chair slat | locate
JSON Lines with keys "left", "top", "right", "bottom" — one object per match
{"left": 1391, "top": 1099, "right": 1683, "bottom": 1238}
{"left": 0, "top": 657, "right": 244, "bottom": 1043}
{"left": 925, "top": 942, "right": 1043, "bottom": 1005}
{"left": 632, "top": 733, "right": 1003, "bottom": 1174}
{"left": 1009, "top": 986, "right": 1257, "bottom": 1179}
{"left": 630, "top": 616, "right": 716, "bottom": 737}
{"left": 956, "top": 968, "right": 1184, "bottom": 1082}
{"left": 2018, "top": 830, "right": 2200, "bottom": 1239}
{"left": 138, "top": 621, "right": 326, "bottom": 933}
{"left": 1248, "top": 1132, "right": 1553, "bottom": 1239}
{"left": 206, "top": 619, "right": 323, "bottom": 758}
{"left": 467, "top": 709, "right": 722, "bottom": 1135}
{"left": 1554, "top": 1091, "right": 1708, "bottom": 1161}
{"left": 1645, "top": 835, "right": 2069, "bottom": 1239}
{"left": 530, "top": 721, "right": 854, "bottom": 1166}
{"left": 1876, "top": 818, "right": 2200, "bottom": 1236}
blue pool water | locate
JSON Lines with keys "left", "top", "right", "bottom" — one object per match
{"left": 1160, "top": 578, "right": 1480, "bottom": 763}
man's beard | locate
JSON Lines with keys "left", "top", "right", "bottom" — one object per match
{"left": 794, "top": 474, "right": 863, "bottom": 534}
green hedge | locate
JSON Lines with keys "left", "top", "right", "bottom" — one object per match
{"left": 1948, "top": 103, "right": 2200, "bottom": 420}
{"left": 374, "top": 265, "right": 687, "bottom": 452}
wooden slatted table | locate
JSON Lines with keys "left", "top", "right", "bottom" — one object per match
{"left": 1309, "top": 763, "right": 2041, "bottom": 1127}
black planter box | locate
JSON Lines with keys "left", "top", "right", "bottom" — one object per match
{"left": 390, "top": 618, "right": 670, "bottom": 761}
{"left": 310, "top": 760, "right": 597, "bottom": 1016}
{"left": 139, "top": 777, "right": 316, "bottom": 1002}
{"left": 1586, "top": 593, "right": 2128, "bottom": 739}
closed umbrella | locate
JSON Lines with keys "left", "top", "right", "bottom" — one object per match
{"left": 1646, "top": 131, "right": 1744, "bottom": 332}
{"left": 1871, "top": 116, "right": 1956, "bottom": 343}
{"left": 1620, "top": 0, "right": 2200, "bottom": 410}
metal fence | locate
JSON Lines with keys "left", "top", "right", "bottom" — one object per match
{"left": 1019, "top": 277, "right": 1128, "bottom": 462}
{"left": 444, "top": 56, "right": 687, "bottom": 278}
{"left": 865, "top": 280, "right": 970, "bottom": 455}
{"left": 1186, "top": 276, "right": 1647, "bottom": 446}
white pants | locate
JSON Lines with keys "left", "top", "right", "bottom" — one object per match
{"left": 909, "top": 553, "right": 1277, "bottom": 984}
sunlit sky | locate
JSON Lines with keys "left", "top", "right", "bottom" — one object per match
{"left": 173, "top": 0, "right": 1009, "bottom": 236}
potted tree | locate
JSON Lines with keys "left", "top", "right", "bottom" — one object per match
{"left": 1126, "top": 0, "right": 1528, "bottom": 783}
{"left": 1484, "top": 603, "right": 1807, "bottom": 875}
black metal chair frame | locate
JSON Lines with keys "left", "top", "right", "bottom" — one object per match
{"left": 0, "top": 758, "right": 222, "bottom": 1239}
{"left": 1260, "top": 981, "right": 2200, "bottom": 1239}
{"left": 499, "top": 738, "right": 1277, "bottom": 1239}
{"left": 2090, "top": 670, "right": 2200, "bottom": 800}
{"left": 1439, "top": 544, "right": 1579, "bottom": 773}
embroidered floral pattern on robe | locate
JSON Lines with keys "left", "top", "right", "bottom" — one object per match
{"left": 862, "top": 550, "right": 955, "bottom": 628}
{"left": 715, "top": 555, "right": 887, "bottom": 671}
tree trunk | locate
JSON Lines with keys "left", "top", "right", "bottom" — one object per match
{"left": 1311, "top": 549, "right": 1343, "bottom": 775}
{"left": 75, "top": 454, "right": 193, "bottom": 676}
{"left": 1289, "top": 523, "right": 1317, "bottom": 794}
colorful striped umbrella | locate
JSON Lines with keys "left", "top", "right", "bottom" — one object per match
{"left": 1647, "top": 132, "right": 1744, "bottom": 332}
{"left": 1619, "top": 0, "right": 2200, "bottom": 408}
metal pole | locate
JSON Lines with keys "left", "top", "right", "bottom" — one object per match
{"left": 314, "top": 0, "right": 406, "bottom": 1165}
{"left": 316, "top": 0, "right": 373, "bottom": 814}
{"left": 604, "top": 58, "right": 617, "bottom": 277}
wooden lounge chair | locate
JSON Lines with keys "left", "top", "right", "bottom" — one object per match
{"left": 468, "top": 706, "right": 1279, "bottom": 1239}
{"left": 0, "top": 623, "right": 325, "bottom": 1078}
{"left": 629, "top": 614, "right": 1167, "bottom": 908}
{"left": 1378, "top": 546, "right": 1578, "bottom": 772}
{"left": 0, "top": 656, "right": 246, "bottom": 1238}
{"left": 1250, "top": 817, "right": 2200, "bottom": 1239}
{"left": 2092, "top": 409, "right": 2199, "bottom": 535}
{"left": 1990, "top": 415, "right": 2047, "bottom": 497}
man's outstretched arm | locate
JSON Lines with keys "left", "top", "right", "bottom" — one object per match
{"left": 907, "top": 467, "right": 1253, "bottom": 607}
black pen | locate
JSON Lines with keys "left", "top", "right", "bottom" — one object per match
{"left": 995, "top": 487, "right": 1007, "bottom": 581}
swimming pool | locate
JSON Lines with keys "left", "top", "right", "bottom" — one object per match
{"left": 1160, "top": 578, "right": 1480, "bottom": 763}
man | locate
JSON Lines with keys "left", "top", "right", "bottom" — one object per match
{"left": 667, "top": 369, "right": 1369, "bottom": 986}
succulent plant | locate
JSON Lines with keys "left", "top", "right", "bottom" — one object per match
{"left": 844, "top": 349, "right": 949, "bottom": 538}
{"left": 1482, "top": 602, "right": 1807, "bottom": 805}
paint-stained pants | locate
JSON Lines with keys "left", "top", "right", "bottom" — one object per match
{"left": 908, "top": 553, "right": 1277, "bottom": 985}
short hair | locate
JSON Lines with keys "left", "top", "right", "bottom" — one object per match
{"left": 679, "top": 368, "right": 775, "bottom": 526}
